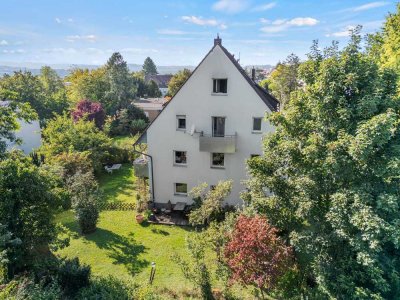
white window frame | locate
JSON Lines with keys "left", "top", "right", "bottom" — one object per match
{"left": 176, "top": 115, "right": 186, "bottom": 131}
{"left": 212, "top": 78, "right": 228, "bottom": 95}
{"left": 211, "top": 153, "right": 225, "bottom": 168}
{"left": 173, "top": 150, "right": 187, "bottom": 166}
{"left": 252, "top": 117, "right": 263, "bottom": 133}
{"left": 174, "top": 183, "right": 188, "bottom": 196}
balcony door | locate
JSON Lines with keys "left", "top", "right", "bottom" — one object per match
{"left": 212, "top": 117, "right": 225, "bottom": 137}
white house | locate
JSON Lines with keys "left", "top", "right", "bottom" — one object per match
{"left": 134, "top": 37, "right": 279, "bottom": 207}
{"left": 1, "top": 101, "right": 42, "bottom": 154}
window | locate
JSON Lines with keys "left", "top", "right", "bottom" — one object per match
{"left": 252, "top": 117, "right": 262, "bottom": 132}
{"left": 211, "top": 153, "right": 225, "bottom": 168}
{"left": 174, "top": 151, "right": 187, "bottom": 165}
{"left": 213, "top": 79, "right": 227, "bottom": 94}
{"left": 176, "top": 115, "right": 186, "bottom": 130}
{"left": 174, "top": 183, "right": 188, "bottom": 195}
{"left": 212, "top": 117, "right": 225, "bottom": 137}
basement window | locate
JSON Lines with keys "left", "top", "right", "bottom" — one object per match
{"left": 212, "top": 79, "right": 227, "bottom": 94}
{"left": 174, "top": 183, "right": 188, "bottom": 195}
{"left": 211, "top": 153, "right": 225, "bottom": 168}
{"left": 176, "top": 115, "right": 186, "bottom": 130}
{"left": 174, "top": 151, "right": 187, "bottom": 165}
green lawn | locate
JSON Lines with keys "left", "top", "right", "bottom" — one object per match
{"left": 55, "top": 210, "right": 195, "bottom": 294}
{"left": 97, "top": 163, "right": 137, "bottom": 204}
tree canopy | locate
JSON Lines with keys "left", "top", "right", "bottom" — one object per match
{"left": 247, "top": 28, "right": 400, "bottom": 299}
{"left": 167, "top": 68, "right": 191, "bottom": 97}
{"left": 142, "top": 57, "right": 158, "bottom": 75}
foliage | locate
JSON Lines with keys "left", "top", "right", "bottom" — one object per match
{"left": 106, "top": 104, "right": 149, "bottom": 137}
{"left": 77, "top": 276, "right": 136, "bottom": 300}
{"left": 72, "top": 99, "right": 106, "bottom": 129}
{"left": 104, "top": 52, "right": 136, "bottom": 116}
{"left": 146, "top": 80, "right": 162, "bottom": 97}
{"left": 264, "top": 53, "right": 300, "bottom": 106}
{"left": 50, "top": 150, "right": 92, "bottom": 179}
{"left": 224, "top": 215, "right": 294, "bottom": 296}
{"left": 57, "top": 257, "right": 91, "bottom": 296}
{"left": 172, "top": 234, "right": 214, "bottom": 300}
{"left": 65, "top": 67, "right": 110, "bottom": 105}
{"left": 188, "top": 180, "right": 233, "bottom": 226}
{"left": 167, "top": 68, "right": 191, "bottom": 97}
{"left": 142, "top": 57, "right": 158, "bottom": 75}
{"left": 247, "top": 28, "right": 400, "bottom": 299}
{"left": 67, "top": 171, "right": 100, "bottom": 234}
{"left": 0, "top": 152, "right": 59, "bottom": 276}
{"left": 0, "top": 67, "right": 69, "bottom": 121}
{"left": 41, "top": 114, "right": 112, "bottom": 172}
{"left": 0, "top": 99, "right": 36, "bottom": 155}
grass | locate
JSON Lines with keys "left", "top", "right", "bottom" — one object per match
{"left": 55, "top": 210, "right": 195, "bottom": 294}
{"left": 97, "top": 163, "right": 137, "bottom": 204}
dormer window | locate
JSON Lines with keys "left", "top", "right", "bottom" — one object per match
{"left": 213, "top": 79, "right": 227, "bottom": 94}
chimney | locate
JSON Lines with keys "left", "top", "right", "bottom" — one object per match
{"left": 251, "top": 66, "right": 256, "bottom": 81}
{"left": 214, "top": 33, "right": 222, "bottom": 46}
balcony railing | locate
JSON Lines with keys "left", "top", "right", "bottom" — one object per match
{"left": 133, "top": 156, "right": 149, "bottom": 178}
{"left": 199, "top": 132, "right": 237, "bottom": 153}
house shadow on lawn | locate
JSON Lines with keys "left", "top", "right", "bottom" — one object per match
{"left": 85, "top": 228, "right": 149, "bottom": 276}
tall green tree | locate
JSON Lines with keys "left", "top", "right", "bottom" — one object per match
{"left": 247, "top": 29, "right": 400, "bottom": 299}
{"left": 167, "top": 68, "right": 191, "bottom": 97}
{"left": 142, "top": 57, "right": 158, "bottom": 75}
{"left": 146, "top": 80, "right": 162, "bottom": 97}
{"left": 104, "top": 53, "right": 136, "bottom": 116}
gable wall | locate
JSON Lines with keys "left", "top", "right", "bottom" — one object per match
{"left": 147, "top": 45, "right": 274, "bottom": 205}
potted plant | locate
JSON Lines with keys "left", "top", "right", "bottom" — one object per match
{"left": 135, "top": 214, "right": 145, "bottom": 224}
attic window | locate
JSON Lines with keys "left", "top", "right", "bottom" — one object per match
{"left": 213, "top": 79, "right": 227, "bottom": 94}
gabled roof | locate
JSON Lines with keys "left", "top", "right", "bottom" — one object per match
{"left": 134, "top": 39, "right": 280, "bottom": 146}
{"left": 144, "top": 74, "right": 173, "bottom": 88}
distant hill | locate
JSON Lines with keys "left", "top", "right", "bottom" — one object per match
{"left": 0, "top": 62, "right": 195, "bottom": 77}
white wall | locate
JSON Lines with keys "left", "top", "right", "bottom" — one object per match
{"left": 147, "top": 45, "right": 274, "bottom": 206}
{"left": 6, "top": 119, "right": 42, "bottom": 154}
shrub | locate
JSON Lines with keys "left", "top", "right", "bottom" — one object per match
{"left": 105, "top": 104, "right": 149, "bottom": 137}
{"left": 57, "top": 258, "right": 90, "bottom": 296}
{"left": 77, "top": 276, "right": 136, "bottom": 300}
{"left": 72, "top": 99, "right": 105, "bottom": 129}
{"left": 75, "top": 196, "right": 99, "bottom": 234}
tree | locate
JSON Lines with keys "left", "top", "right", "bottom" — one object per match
{"left": 104, "top": 53, "right": 136, "bottom": 116}
{"left": 146, "top": 80, "right": 162, "bottom": 97}
{"left": 65, "top": 67, "right": 109, "bottom": 105}
{"left": 224, "top": 215, "right": 293, "bottom": 298}
{"left": 188, "top": 180, "right": 232, "bottom": 226}
{"left": 167, "top": 68, "right": 191, "bottom": 97}
{"left": 247, "top": 28, "right": 400, "bottom": 299}
{"left": 41, "top": 114, "right": 112, "bottom": 172}
{"left": 172, "top": 234, "right": 214, "bottom": 299}
{"left": 0, "top": 152, "right": 60, "bottom": 276}
{"left": 71, "top": 99, "right": 105, "bottom": 129}
{"left": 67, "top": 171, "right": 100, "bottom": 234}
{"left": 264, "top": 54, "right": 300, "bottom": 106}
{"left": 0, "top": 97, "right": 36, "bottom": 155}
{"left": 142, "top": 57, "right": 158, "bottom": 75}
{"left": 105, "top": 103, "right": 148, "bottom": 136}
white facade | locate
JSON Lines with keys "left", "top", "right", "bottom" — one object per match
{"left": 139, "top": 39, "right": 278, "bottom": 206}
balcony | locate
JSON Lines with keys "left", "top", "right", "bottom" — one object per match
{"left": 199, "top": 132, "right": 237, "bottom": 153}
{"left": 133, "top": 156, "right": 149, "bottom": 178}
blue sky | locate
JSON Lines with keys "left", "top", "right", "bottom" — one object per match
{"left": 0, "top": 0, "right": 397, "bottom": 66}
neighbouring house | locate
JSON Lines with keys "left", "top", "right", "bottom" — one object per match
{"left": 144, "top": 74, "right": 173, "bottom": 96}
{"left": 0, "top": 100, "right": 42, "bottom": 154}
{"left": 134, "top": 98, "right": 167, "bottom": 122}
{"left": 134, "top": 37, "right": 279, "bottom": 207}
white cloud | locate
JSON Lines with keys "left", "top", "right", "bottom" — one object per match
{"left": 2, "top": 49, "right": 25, "bottom": 54}
{"left": 261, "top": 17, "right": 319, "bottom": 33}
{"left": 259, "top": 18, "right": 270, "bottom": 24}
{"left": 43, "top": 48, "right": 78, "bottom": 54}
{"left": 212, "top": 0, "right": 249, "bottom": 13}
{"left": 353, "top": 1, "right": 389, "bottom": 11}
{"left": 55, "top": 17, "right": 61, "bottom": 24}
{"left": 67, "top": 18, "right": 74, "bottom": 23}
{"left": 326, "top": 25, "right": 356, "bottom": 37}
{"left": 66, "top": 34, "right": 97, "bottom": 42}
{"left": 182, "top": 16, "right": 227, "bottom": 29}
{"left": 0, "top": 40, "right": 8, "bottom": 46}
{"left": 120, "top": 48, "right": 158, "bottom": 54}
{"left": 252, "top": 2, "right": 276, "bottom": 12}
